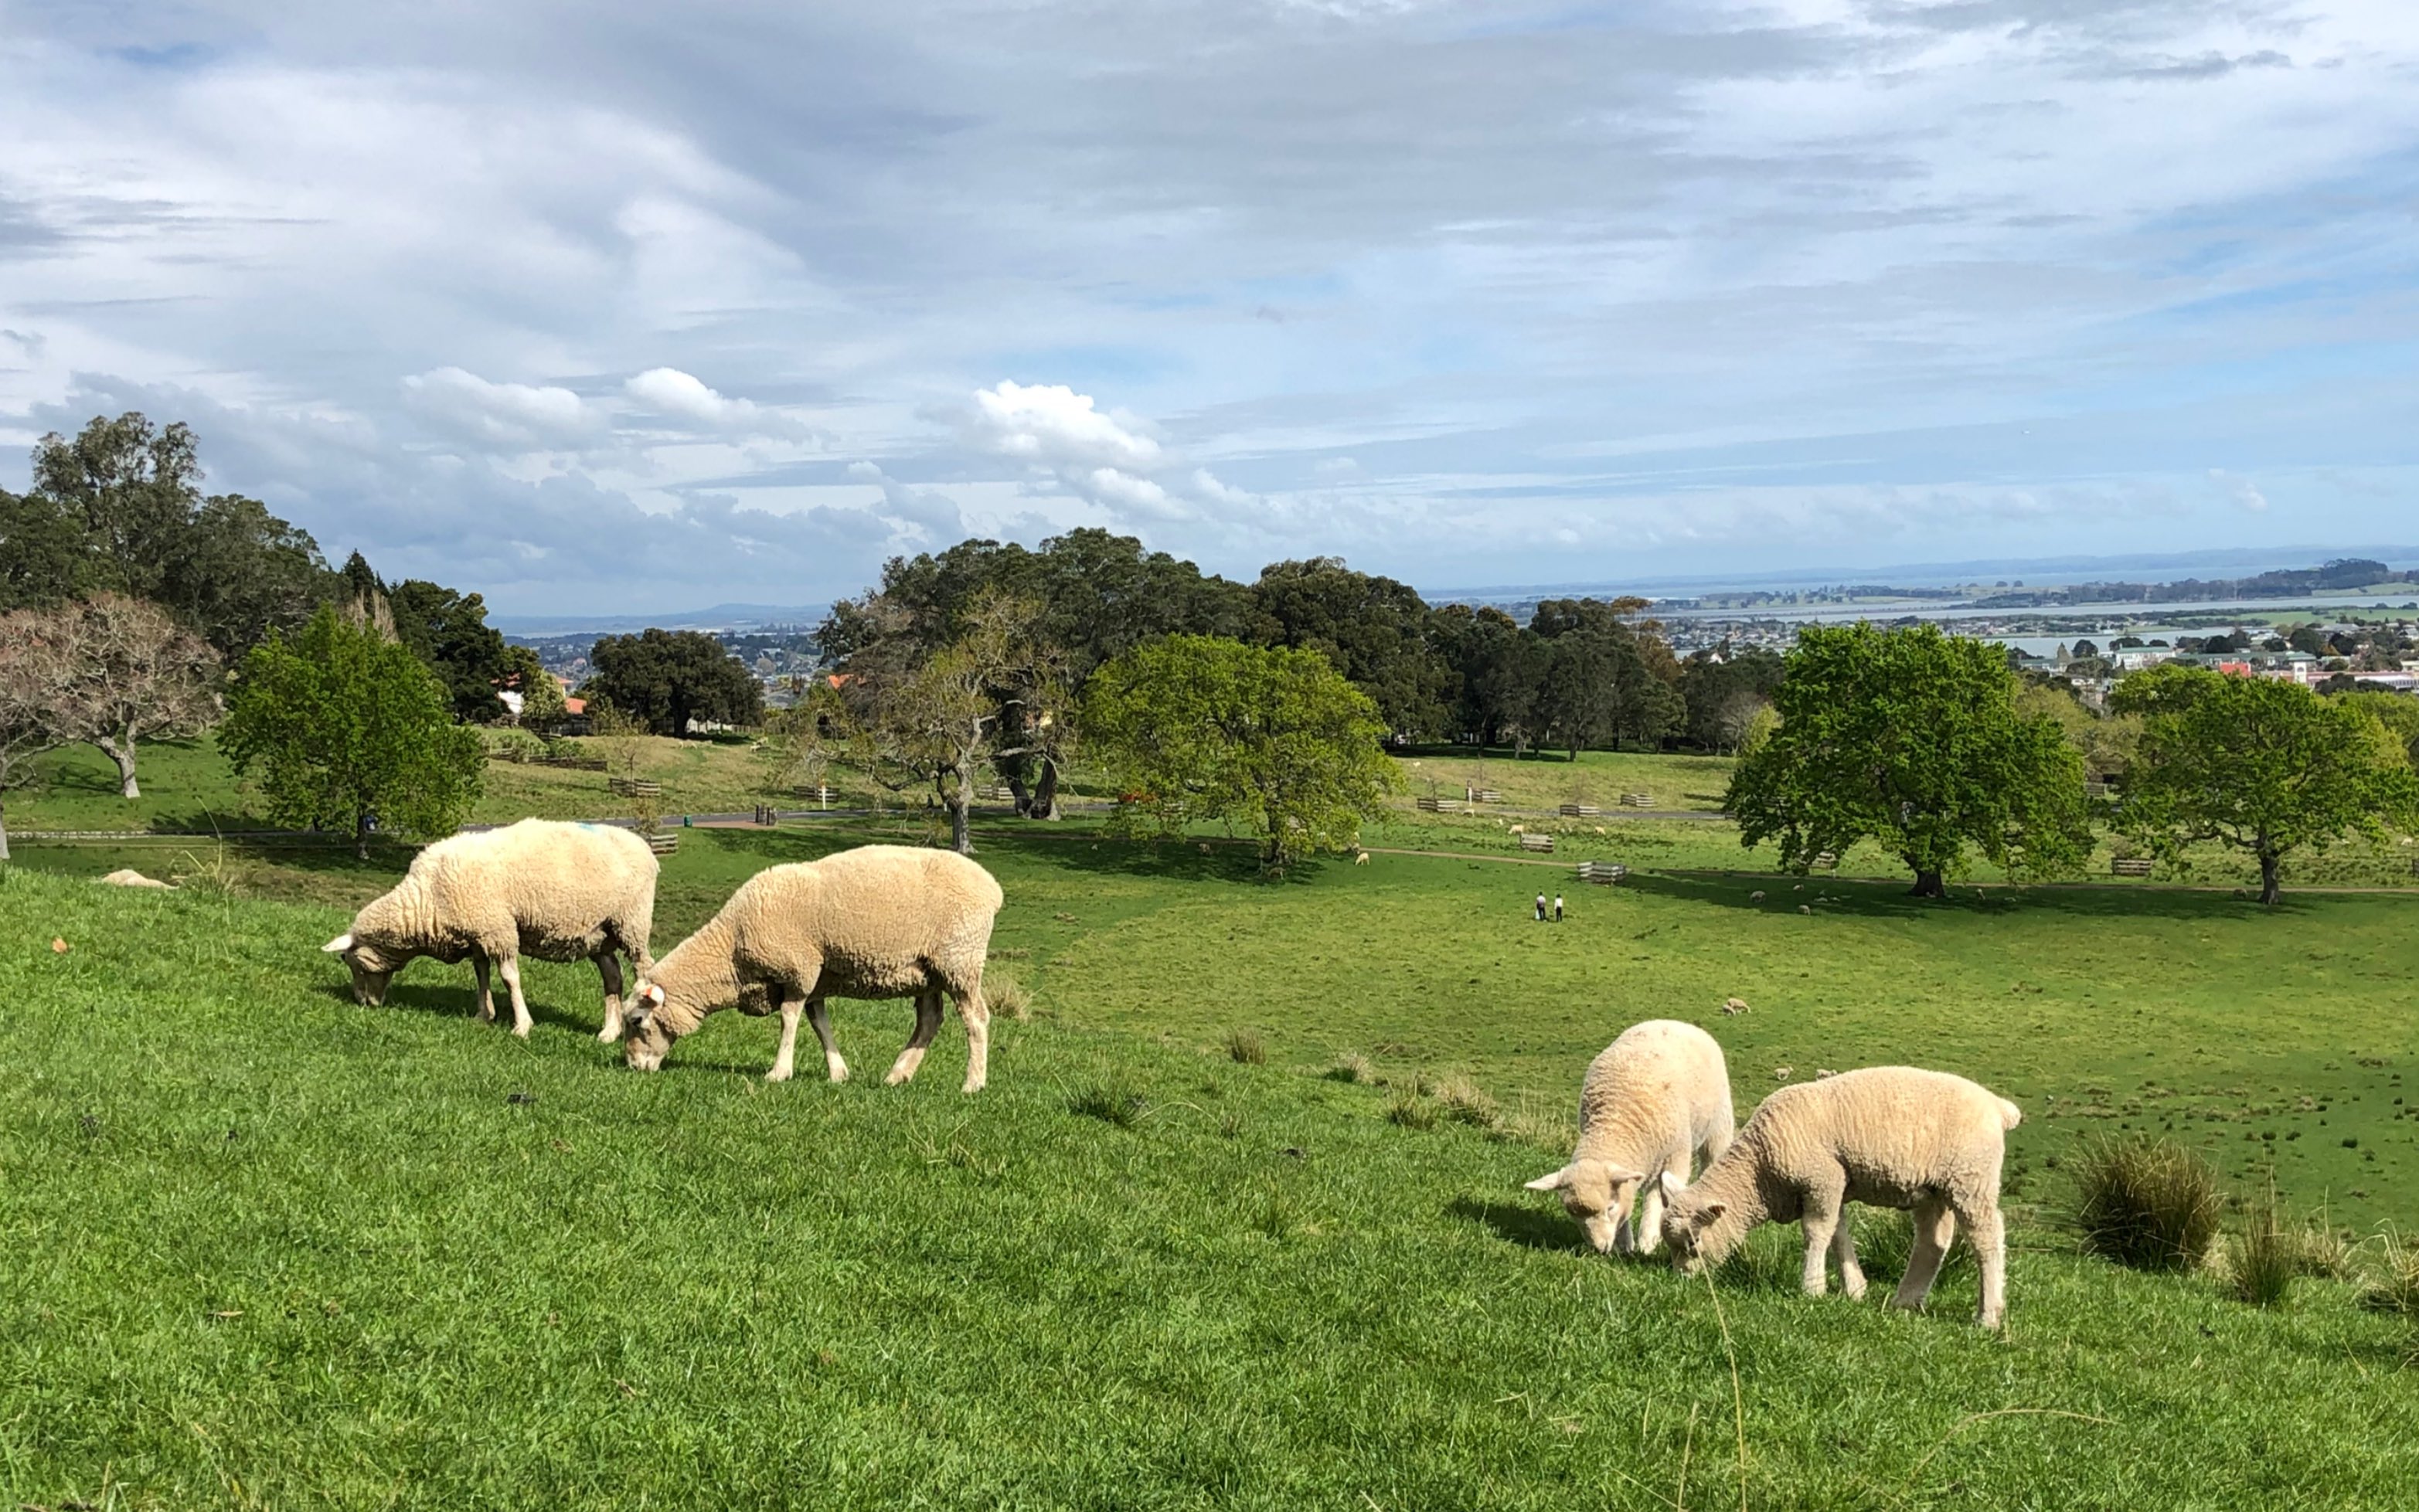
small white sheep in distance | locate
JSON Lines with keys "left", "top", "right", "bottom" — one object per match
{"left": 1525, "top": 1020, "right": 1735, "bottom": 1254}
{"left": 622, "top": 844, "right": 1004, "bottom": 1092}
{"left": 1658, "top": 1065, "right": 2022, "bottom": 1328}
{"left": 321, "top": 818, "right": 658, "bottom": 1041}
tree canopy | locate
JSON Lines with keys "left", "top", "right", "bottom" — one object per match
{"left": 587, "top": 628, "right": 764, "bottom": 736}
{"left": 2112, "top": 666, "right": 2419, "bottom": 905}
{"left": 2, "top": 413, "right": 336, "bottom": 657}
{"left": 1726, "top": 622, "right": 2092, "bottom": 896}
{"left": 219, "top": 603, "right": 484, "bottom": 855}
{"left": 1084, "top": 635, "right": 1400, "bottom": 868}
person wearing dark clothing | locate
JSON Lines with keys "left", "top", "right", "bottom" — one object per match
{"left": 1534, "top": 892, "right": 1547, "bottom": 922}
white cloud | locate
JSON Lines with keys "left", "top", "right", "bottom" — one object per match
{"left": 624, "top": 366, "right": 812, "bottom": 440}
{"left": 2211, "top": 468, "right": 2271, "bottom": 512}
{"left": 965, "top": 379, "right": 1257, "bottom": 524}
{"left": 400, "top": 366, "right": 601, "bottom": 450}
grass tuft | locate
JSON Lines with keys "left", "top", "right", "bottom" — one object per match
{"left": 988, "top": 972, "right": 1035, "bottom": 1023}
{"left": 1431, "top": 1075, "right": 1499, "bottom": 1129}
{"left": 1226, "top": 1028, "right": 1267, "bottom": 1065}
{"left": 2359, "top": 1227, "right": 2419, "bottom": 1318}
{"left": 1325, "top": 1051, "right": 1374, "bottom": 1083}
{"left": 1385, "top": 1092, "right": 1438, "bottom": 1130}
{"left": 1067, "top": 1083, "right": 1148, "bottom": 1130}
{"left": 2070, "top": 1136, "right": 2223, "bottom": 1272}
{"left": 2225, "top": 1188, "right": 2298, "bottom": 1308}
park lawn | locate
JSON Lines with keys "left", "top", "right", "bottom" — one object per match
{"left": 1390, "top": 746, "right": 1737, "bottom": 813}
{"left": 6, "top": 837, "right": 2419, "bottom": 1508}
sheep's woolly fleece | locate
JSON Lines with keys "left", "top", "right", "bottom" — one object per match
{"left": 1526, "top": 1019, "right": 1735, "bottom": 1255}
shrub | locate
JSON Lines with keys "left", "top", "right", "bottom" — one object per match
{"left": 1325, "top": 1052, "right": 1373, "bottom": 1084}
{"left": 2070, "top": 1136, "right": 2223, "bottom": 1272}
{"left": 1225, "top": 1028, "right": 1267, "bottom": 1066}
{"left": 1068, "top": 1084, "right": 1147, "bottom": 1130}
{"left": 478, "top": 727, "right": 546, "bottom": 763}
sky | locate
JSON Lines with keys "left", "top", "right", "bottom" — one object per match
{"left": 2, "top": 0, "right": 2416, "bottom": 614}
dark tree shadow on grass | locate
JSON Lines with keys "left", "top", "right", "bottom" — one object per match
{"left": 311, "top": 976, "right": 598, "bottom": 1037}
{"left": 1628, "top": 869, "right": 2326, "bottom": 924}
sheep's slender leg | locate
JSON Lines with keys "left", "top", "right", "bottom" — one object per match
{"left": 1965, "top": 1199, "right": 2007, "bottom": 1330}
{"left": 955, "top": 980, "right": 989, "bottom": 1094}
{"left": 1832, "top": 1211, "right": 1868, "bottom": 1300}
{"left": 1633, "top": 1159, "right": 1684, "bottom": 1256}
{"left": 471, "top": 953, "right": 495, "bottom": 1023}
{"left": 805, "top": 997, "right": 848, "bottom": 1082}
{"left": 1893, "top": 1197, "right": 1956, "bottom": 1313}
{"left": 1798, "top": 1190, "right": 1844, "bottom": 1296}
{"left": 595, "top": 952, "right": 625, "bottom": 1043}
{"left": 885, "top": 988, "right": 944, "bottom": 1086}
{"left": 767, "top": 995, "right": 805, "bottom": 1082}
{"left": 496, "top": 954, "right": 534, "bottom": 1038}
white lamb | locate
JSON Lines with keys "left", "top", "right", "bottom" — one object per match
{"left": 1657, "top": 1065, "right": 2021, "bottom": 1328}
{"left": 321, "top": 818, "right": 658, "bottom": 1040}
{"left": 621, "top": 844, "right": 1004, "bottom": 1092}
{"left": 1525, "top": 1019, "right": 1735, "bottom": 1255}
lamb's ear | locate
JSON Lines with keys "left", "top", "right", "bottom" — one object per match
{"left": 1598, "top": 1165, "right": 1645, "bottom": 1187}
{"left": 322, "top": 933, "right": 355, "bottom": 953}
{"left": 1698, "top": 1202, "right": 1727, "bottom": 1224}
{"left": 1524, "top": 1167, "right": 1573, "bottom": 1192}
{"left": 1659, "top": 1171, "right": 1687, "bottom": 1201}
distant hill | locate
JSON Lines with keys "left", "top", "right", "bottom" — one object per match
{"left": 492, "top": 603, "right": 828, "bottom": 638}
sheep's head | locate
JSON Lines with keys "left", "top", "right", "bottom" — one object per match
{"left": 322, "top": 933, "right": 399, "bottom": 1007}
{"left": 1657, "top": 1171, "right": 1727, "bottom": 1274}
{"left": 621, "top": 980, "right": 679, "bottom": 1071}
{"left": 1525, "top": 1160, "right": 1645, "bottom": 1255}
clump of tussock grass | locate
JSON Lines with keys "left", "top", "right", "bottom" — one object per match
{"left": 1385, "top": 1092, "right": 1439, "bottom": 1131}
{"left": 2224, "top": 1188, "right": 2298, "bottom": 1309}
{"left": 1225, "top": 1028, "right": 1267, "bottom": 1066}
{"left": 987, "top": 973, "right": 1034, "bottom": 1023}
{"left": 2070, "top": 1135, "right": 2223, "bottom": 1272}
{"left": 1488, "top": 1091, "right": 1572, "bottom": 1152}
{"left": 1431, "top": 1074, "right": 1499, "bottom": 1129}
{"left": 2359, "top": 1227, "right": 2419, "bottom": 1320}
{"left": 1067, "top": 1083, "right": 1148, "bottom": 1130}
{"left": 1325, "top": 1051, "right": 1373, "bottom": 1084}
{"left": 173, "top": 847, "right": 253, "bottom": 899}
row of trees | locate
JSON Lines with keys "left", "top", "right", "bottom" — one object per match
{"left": 1730, "top": 623, "right": 2419, "bottom": 905}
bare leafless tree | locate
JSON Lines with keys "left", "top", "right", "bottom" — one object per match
{"left": 0, "top": 604, "right": 77, "bottom": 861}
{"left": 50, "top": 593, "right": 220, "bottom": 797}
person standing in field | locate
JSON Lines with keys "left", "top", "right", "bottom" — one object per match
{"left": 1534, "top": 892, "right": 1547, "bottom": 922}
{"left": 1554, "top": 894, "right": 1564, "bottom": 922}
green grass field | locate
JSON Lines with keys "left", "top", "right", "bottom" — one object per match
{"left": 6, "top": 811, "right": 2419, "bottom": 1507}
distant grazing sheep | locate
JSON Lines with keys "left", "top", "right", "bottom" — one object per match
{"left": 623, "top": 844, "right": 1004, "bottom": 1092}
{"left": 321, "top": 819, "right": 657, "bottom": 1040}
{"left": 1659, "top": 1066, "right": 2021, "bottom": 1328}
{"left": 100, "top": 869, "right": 172, "bottom": 889}
{"left": 1525, "top": 1020, "right": 1735, "bottom": 1255}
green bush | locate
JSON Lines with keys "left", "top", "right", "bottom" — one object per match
{"left": 2070, "top": 1136, "right": 2223, "bottom": 1272}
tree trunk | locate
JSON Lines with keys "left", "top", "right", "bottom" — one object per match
{"left": 1908, "top": 867, "right": 1946, "bottom": 899}
{"left": 356, "top": 810, "right": 373, "bottom": 861}
{"left": 1028, "top": 759, "right": 1062, "bottom": 821}
{"left": 97, "top": 734, "right": 139, "bottom": 799}
{"left": 951, "top": 765, "right": 975, "bottom": 855}
{"left": 0, "top": 797, "right": 11, "bottom": 862}
{"left": 2257, "top": 848, "right": 2281, "bottom": 907}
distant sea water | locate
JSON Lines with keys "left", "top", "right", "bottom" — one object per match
{"left": 1660, "top": 594, "right": 2419, "bottom": 658}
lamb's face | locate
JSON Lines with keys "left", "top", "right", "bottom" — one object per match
{"left": 621, "top": 981, "right": 677, "bottom": 1071}
{"left": 1525, "top": 1159, "right": 1640, "bottom": 1255}
{"left": 1657, "top": 1174, "right": 1725, "bottom": 1274}
{"left": 322, "top": 933, "right": 398, "bottom": 1006}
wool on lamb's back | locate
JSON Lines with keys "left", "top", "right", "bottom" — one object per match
{"left": 697, "top": 844, "right": 1001, "bottom": 1000}
{"left": 1739, "top": 1066, "right": 2019, "bottom": 1205}
{"left": 369, "top": 819, "right": 658, "bottom": 961}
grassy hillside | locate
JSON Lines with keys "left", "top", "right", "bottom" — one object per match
{"left": 5, "top": 839, "right": 2417, "bottom": 1507}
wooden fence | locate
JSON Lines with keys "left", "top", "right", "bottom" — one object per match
{"left": 2111, "top": 857, "right": 2154, "bottom": 878}
{"left": 1517, "top": 832, "right": 1556, "bottom": 853}
{"left": 1618, "top": 792, "right": 1655, "bottom": 808}
{"left": 1558, "top": 803, "right": 1600, "bottom": 818}
{"left": 1575, "top": 860, "right": 1627, "bottom": 885}
{"left": 1465, "top": 787, "right": 1503, "bottom": 804}
{"left": 1417, "top": 796, "right": 1466, "bottom": 813}
{"left": 608, "top": 777, "right": 662, "bottom": 798}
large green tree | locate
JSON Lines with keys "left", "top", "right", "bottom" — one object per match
{"left": 1085, "top": 635, "right": 1400, "bottom": 868}
{"left": 5, "top": 413, "right": 335, "bottom": 655}
{"left": 1247, "top": 558, "right": 1454, "bottom": 739}
{"left": 387, "top": 577, "right": 511, "bottom": 723}
{"left": 219, "top": 604, "right": 484, "bottom": 856}
{"left": 587, "top": 627, "right": 764, "bottom": 736}
{"left": 2112, "top": 666, "right": 2419, "bottom": 906}
{"left": 1679, "top": 646, "right": 1786, "bottom": 753}
{"left": 1727, "top": 622, "right": 2092, "bottom": 897}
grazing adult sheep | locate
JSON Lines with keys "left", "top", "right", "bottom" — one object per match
{"left": 320, "top": 819, "right": 658, "bottom": 1041}
{"left": 1657, "top": 1066, "right": 2022, "bottom": 1328}
{"left": 1524, "top": 1020, "right": 1735, "bottom": 1255}
{"left": 621, "top": 844, "right": 1004, "bottom": 1092}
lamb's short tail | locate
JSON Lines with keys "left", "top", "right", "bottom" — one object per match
{"left": 1996, "top": 1097, "right": 2023, "bottom": 1131}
